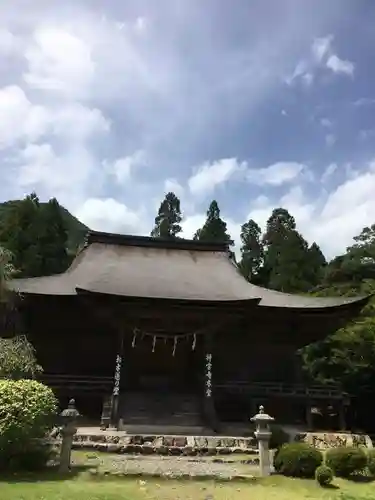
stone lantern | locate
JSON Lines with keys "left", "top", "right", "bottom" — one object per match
{"left": 59, "top": 399, "right": 80, "bottom": 473}
{"left": 251, "top": 405, "right": 274, "bottom": 477}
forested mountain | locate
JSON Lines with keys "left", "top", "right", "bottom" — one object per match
{"left": 0, "top": 198, "right": 88, "bottom": 255}
{"left": 0, "top": 194, "right": 88, "bottom": 277}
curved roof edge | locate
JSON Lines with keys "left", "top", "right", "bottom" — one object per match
{"left": 258, "top": 293, "right": 372, "bottom": 311}
{"left": 5, "top": 231, "right": 373, "bottom": 313}
{"left": 75, "top": 287, "right": 262, "bottom": 307}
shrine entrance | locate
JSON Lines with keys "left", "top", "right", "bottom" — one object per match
{"left": 118, "top": 332, "right": 204, "bottom": 429}
{"left": 123, "top": 333, "right": 202, "bottom": 393}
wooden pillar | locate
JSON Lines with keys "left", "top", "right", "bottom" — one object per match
{"left": 203, "top": 332, "right": 220, "bottom": 432}
{"left": 305, "top": 399, "right": 313, "bottom": 431}
{"left": 100, "top": 395, "right": 112, "bottom": 430}
{"left": 250, "top": 398, "right": 258, "bottom": 417}
{"left": 338, "top": 400, "right": 346, "bottom": 431}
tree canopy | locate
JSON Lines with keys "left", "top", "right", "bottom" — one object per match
{"left": 300, "top": 224, "right": 375, "bottom": 395}
{"left": 193, "top": 200, "right": 234, "bottom": 246}
{"left": 238, "top": 219, "right": 263, "bottom": 283}
{"left": 260, "top": 208, "right": 325, "bottom": 292}
{"left": 0, "top": 247, "right": 41, "bottom": 379}
{"left": 151, "top": 192, "right": 182, "bottom": 239}
{"left": 0, "top": 246, "right": 15, "bottom": 305}
{"left": 0, "top": 335, "right": 42, "bottom": 380}
{"left": 0, "top": 194, "right": 70, "bottom": 278}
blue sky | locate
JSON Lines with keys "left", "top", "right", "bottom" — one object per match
{"left": 1, "top": 0, "right": 375, "bottom": 258}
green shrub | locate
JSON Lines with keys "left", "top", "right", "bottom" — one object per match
{"left": 325, "top": 446, "right": 367, "bottom": 478}
{"left": 269, "top": 424, "right": 290, "bottom": 450}
{"left": 0, "top": 379, "right": 58, "bottom": 471}
{"left": 274, "top": 442, "right": 323, "bottom": 478}
{"left": 315, "top": 464, "right": 334, "bottom": 486}
{"left": 367, "top": 449, "right": 375, "bottom": 476}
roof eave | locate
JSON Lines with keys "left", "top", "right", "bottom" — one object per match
{"left": 75, "top": 286, "right": 262, "bottom": 308}
{"left": 258, "top": 294, "right": 372, "bottom": 312}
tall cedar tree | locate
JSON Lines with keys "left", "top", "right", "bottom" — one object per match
{"left": 37, "top": 198, "right": 70, "bottom": 274}
{"left": 238, "top": 219, "right": 264, "bottom": 283}
{"left": 262, "top": 208, "right": 295, "bottom": 290}
{"left": 0, "top": 194, "right": 69, "bottom": 277}
{"left": 151, "top": 192, "right": 182, "bottom": 238}
{"left": 307, "top": 242, "right": 327, "bottom": 288}
{"left": 193, "top": 200, "right": 234, "bottom": 246}
{"left": 262, "top": 208, "right": 324, "bottom": 292}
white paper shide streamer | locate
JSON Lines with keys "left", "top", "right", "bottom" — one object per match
{"left": 130, "top": 327, "right": 203, "bottom": 355}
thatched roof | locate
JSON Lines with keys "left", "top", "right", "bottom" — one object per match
{"left": 8, "top": 230, "right": 370, "bottom": 311}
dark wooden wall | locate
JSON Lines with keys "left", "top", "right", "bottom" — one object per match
{"left": 20, "top": 296, "right": 118, "bottom": 377}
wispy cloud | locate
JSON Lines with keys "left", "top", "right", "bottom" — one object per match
{"left": 246, "top": 162, "right": 310, "bottom": 186}
{"left": 286, "top": 34, "right": 354, "bottom": 85}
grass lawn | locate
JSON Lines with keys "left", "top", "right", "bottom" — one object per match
{"left": 1, "top": 470, "right": 375, "bottom": 500}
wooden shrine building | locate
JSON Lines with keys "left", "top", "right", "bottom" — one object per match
{"left": 8, "top": 231, "right": 370, "bottom": 433}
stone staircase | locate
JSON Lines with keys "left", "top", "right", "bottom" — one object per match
{"left": 119, "top": 391, "right": 202, "bottom": 431}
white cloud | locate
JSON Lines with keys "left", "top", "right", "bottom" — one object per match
{"left": 16, "top": 143, "right": 97, "bottom": 202}
{"left": 247, "top": 162, "right": 309, "bottom": 186}
{"left": 50, "top": 104, "right": 110, "bottom": 141}
{"left": 188, "top": 158, "right": 246, "bottom": 196}
{"left": 134, "top": 16, "right": 148, "bottom": 33}
{"left": 287, "top": 34, "right": 354, "bottom": 85}
{"left": 0, "top": 1, "right": 369, "bottom": 266}
{"left": 187, "top": 158, "right": 310, "bottom": 197}
{"left": 181, "top": 213, "right": 206, "bottom": 239}
{"left": 23, "top": 26, "right": 95, "bottom": 98}
{"left": 311, "top": 35, "right": 333, "bottom": 62}
{"left": 182, "top": 212, "right": 241, "bottom": 255}
{"left": 0, "top": 29, "right": 19, "bottom": 55}
{"left": 75, "top": 198, "right": 144, "bottom": 234}
{"left": 325, "top": 134, "right": 336, "bottom": 147}
{"left": 164, "top": 178, "right": 184, "bottom": 198}
{"left": 104, "top": 150, "right": 146, "bottom": 185}
{"left": 321, "top": 163, "right": 338, "bottom": 182}
{"left": 245, "top": 160, "right": 375, "bottom": 258}
{"left": 359, "top": 129, "right": 375, "bottom": 141}
{"left": 320, "top": 117, "right": 332, "bottom": 128}
{"left": 353, "top": 98, "right": 375, "bottom": 107}
{"left": 326, "top": 54, "right": 354, "bottom": 76}
{"left": 0, "top": 85, "right": 110, "bottom": 149}
{"left": 0, "top": 86, "right": 49, "bottom": 148}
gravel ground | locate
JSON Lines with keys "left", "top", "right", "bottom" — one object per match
{"left": 72, "top": 453, "right": 259, "bottom": 479}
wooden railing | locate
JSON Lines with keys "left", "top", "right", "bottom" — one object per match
{"left": 213, "top": 381, "right": 346, "bottom": 399}
{"left": 40, "top": 374, "right": 346, "bottom": 400}
{"left": 40, "top": 373, "right": 113, "bottom": 393}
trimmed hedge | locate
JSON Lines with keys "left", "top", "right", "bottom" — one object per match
{"left": 274, "top": 442, "right": 323, "bottom": 478}
{"left": 315, "top": 464, "right": 334, "bottom": 486}
{"left": 0, "top": 379, "right": 58, "bottom": 471}
{"left": 269, "top": 425, "right": 290, "bottom": 450}
{"left": 325, "top": 446, "right": 367, "bottom": 478}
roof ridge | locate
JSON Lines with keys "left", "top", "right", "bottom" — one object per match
{"left": 85, "top": 230, "right": 230, "bottom": 252}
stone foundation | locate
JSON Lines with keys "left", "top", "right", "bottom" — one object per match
{"left": 68, "top": 432, "right": 257, "bottom": 456}
{"left": 295, "top": 431, "right": 373, "bottom": 450}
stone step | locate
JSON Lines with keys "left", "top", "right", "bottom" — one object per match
{"left": 119, "top": 391, "right": 202, "bottom": 427}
